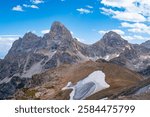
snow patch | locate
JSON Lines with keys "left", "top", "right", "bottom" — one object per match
{"left": 100, "top": 97, "right": 108, "bottom": 100}
{"left": 21, "top": 51, "right": 57, "bottom": 78}
{"left": 0, "top": 77, "right": 12, "bottom": 84}
{"left": 77, "top": 51, "right": 90, "bottom": 61}
{"left": 0, "top": 73, "right": 21, "bottom": 84}
{"left": 104, "top": 53, "right": 120, "bottom": 61}
{"left": 21, "top": 60, "right": 44, "bottom": 78}
{"left": 62, "top": 71, "right": 110, "bottom": 100}
{"left": 140, "top": 55, "right": 150, "bottom": 60}
{"left": 125, "top": 45, "right": 131, "bottom": 50}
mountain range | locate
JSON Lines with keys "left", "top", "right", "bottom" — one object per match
{"left": 0, "top": 21, "right": 150, "bottom": 99}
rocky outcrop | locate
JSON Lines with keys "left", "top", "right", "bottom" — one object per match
{"left": 138, "top": 66, "right": 150, "bottom": 79}
{"left": 141, "top": 40, "right": 150, "bottom": 49}
{"left": 0, "top": 76, "right": 29, "bottom": 99}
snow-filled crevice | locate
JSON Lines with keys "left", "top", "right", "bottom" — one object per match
{"left": 62, "top": 70, "right": 110, "bottom": 100}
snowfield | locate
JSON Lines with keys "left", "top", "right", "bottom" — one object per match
{"left": 62, "top": 70, "right": 110, "bottom": 100}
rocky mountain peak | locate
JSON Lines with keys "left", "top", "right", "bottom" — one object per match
{"left": 51, "top": 21, "right": 65, "bottom": 29}
{"left": 23, "top": 32, "right": 39, "bottom": 40}
{"left": 141, "top": 40, "right": 150, "bottom": 49}
{"left": 49, "top": 21, "right": 72, "bottom": 40}
{"left": 101, "top": 31, "right": 128, "bottom": 47}
{"left": 105, "top": 31, "right": 120, "bottom": 36}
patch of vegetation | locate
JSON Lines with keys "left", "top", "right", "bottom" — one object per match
{"left": 22, "top": 88, "right": 38, "bottom": 98}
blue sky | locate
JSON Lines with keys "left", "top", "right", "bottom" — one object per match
{"left": 0, "top": 0, "right": 150, "bottom": 58}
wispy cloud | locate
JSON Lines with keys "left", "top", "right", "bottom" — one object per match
{"left": 23, "top": 4, "right": 39, "bottom": 9}
{"left": 98, "top": 29, "right": 125, "bottom": 36}
{"left": 100, "top": 7, "right": 146, "bottom": 22}
{"left": 31, "top": 0, "right": 44, "bottom": 4}
{"left": 121, "top": 22, "right": 150, "bottom": 34}
{"left": 123, "top": 35, "right": 150, "bottom": 41}
{"left": 12, "top": 5, "right": 24, "bottom": 12}
{"left": 41, "top": 29, "right": 50, "bottom": 34}
{"left": 77, "top": 8, "right": 93, "bottom": 14}
{"left": 76, "top": 37, "right": 85, "bottom": 43}
{"left": 86, "top": 5, "right": 93, "bottom": 9}
{"left": 101, "top": 0, "right": 150, "bottom": 22}
{"left": 0, "top": 35, "right": 20, "bottom": 44}
{"left": 0, "top": 35, "right": 20, "bottom": 58}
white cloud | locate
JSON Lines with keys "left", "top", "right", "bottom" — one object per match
{"left": 30, "top": 5, "right": 39, "bottom": 9}
{"left": 12, "top": 5, "right": 24, "bottom": 12}
{"left": 41, "top": 29, "right": 50, "bottom": 34}
{"left": 70, "top": 31, "right": 74, "bottom": 35}
{"left": 31, "top": 0, "right": 44, "bottom": 4}
{"left": 101, "top": 7, "right": 146, "bottom": 22}
{"left": 98, "top": 29, "right": 125, "bottom": 35}
{"left": 86, "top": 5, "right": 93, "bottom": 9}
{"left": 121, "top": 22, "right": 150, "bottom": 34}
{"left": 98, "top": 30, "right": 107, "bottom": 35}
{"left": 76, "top": 37, "right": 85, "bottom": 43}
{"left": 0, "top": 35, "right": 19, "bottom": 45}
{"left": 111, "top": 29, "right": 125, "bottom": 35}
{"left": 123, "top": 35, "right": 150, "bottom": 41}
{"left": 113, "top": 12, "right": 146, "bottom": 22}
{"left": 101, "top": 0, "right": 150, "bottom": 22}
{"left": 0, "top": 35, "right": 20, "bottom": 58}
{"left": 77, "top": 8, "right": 93, "bottom": 14}
{"left": 101, "top": 0, "right": 136, "bottom": 9}
{"left": 23, "top": 4, "right": 39, "bottom": 9}
{"left": 147, "top": 17, "right": 150, "bottom": 22}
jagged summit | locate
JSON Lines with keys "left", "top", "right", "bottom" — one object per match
{"left": 50, "top": 21, "right": 72, "bottom": 40}
{"left": 141, "top": 40, "right": 150, "bottom": 49}
{"left": 101, "top": 31, "right": 128, "bottom": 47}
{"left": 23, "top": 32, "right": 39, "bottom": 40}
{"left": 104, "top": 31, "right": 121, "bottom": 37}
{"left": 51, "top": 21, "right": 65, "bottom": 29}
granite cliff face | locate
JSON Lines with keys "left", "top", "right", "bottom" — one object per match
{"left": 0, "top": 21, "right": 150, "bottom": 99}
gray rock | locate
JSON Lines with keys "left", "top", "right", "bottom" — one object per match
{"left": 0, "top": 76, "right": 29, "bottom": 99}
{"left": 138, "top": 66, "right": 150, "bottom": 78}
{"left": 141, "top": 40, "right": 150, "bottom": 49}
